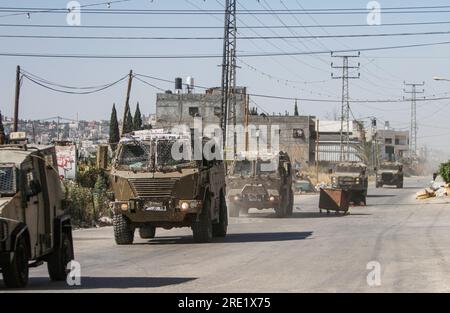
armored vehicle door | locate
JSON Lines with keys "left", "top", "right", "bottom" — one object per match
{"left": 22, "top": 155, "right": 52, "bottom": 258}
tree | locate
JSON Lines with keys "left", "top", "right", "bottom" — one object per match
{"left": 123, "top": 102, "right": 134, "bottom": 134}
{"left": 0, "top": 111, "right": 5, "bottom": 145}
{"left": 294, "top": 99, "right": 299, "bottom": 116}
{"left": 133, "top": 102, "right": 143, "bottom": 131}
{"left": 109, "top": 104, "right": 120, "bottom": 151}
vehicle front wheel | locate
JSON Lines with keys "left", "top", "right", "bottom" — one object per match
{"left": 113, "top": 214, "right": 135, "bottom": 245}
{"left": 139, "top": 226, "right": 156, "bottom": 239}
{"left": 192, "top": 196, "right": 213, "bottom": 243}
{"left": 213, "top": 191, "right": 228, "bottom": 238}
{"left": 2, "top": 235, "right": 29, "bottom": 288}
{"left": 48, "top": 231, "right": 74, "bottom": 281}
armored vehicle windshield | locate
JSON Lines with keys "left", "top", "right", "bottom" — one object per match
{"left": 380, "top": 164, "right": 400, "bottom": 171}
{"left": 336, "top": 165, "right": 364, "bottom": 173}
{"left": 0, "top": 165, "right": 16, "bottom": 196}
{"left": 117, "top": 142, "right": 152, "bottom": 170}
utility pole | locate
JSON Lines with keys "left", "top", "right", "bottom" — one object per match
{"left": 331, "top": 52, "right": 360, "bottom": 162}
{"left": 316, "top": 119, "right": 320, "bottom": 184}
{"left": 370, "top": 117, "right": 378, "bottom": 169}
{"left": 13, "top": 65, "right": 21, "bottom": 132}
{"left": 220, "top": 0, "right": 237, "bottom": 156}
{"left": 403, "top": 81, "right": 425, "bottom": 158}
{"left": 122, "top": 70, "right": 134, "bottom": 135}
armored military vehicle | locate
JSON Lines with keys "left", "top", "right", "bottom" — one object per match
{"left": 110, "top": 130, "right": 227, "bottom": 244}
{"left": 331, "top": 162, "right": 368, "bottom": 205}
{"left": 0, "top": 134, "right": 74, "bottom": 288}
{"left": 376, "top": 162, "right": 404, "bottom": 188}
{"left": 226, "top": 152, "right": 294, "bottom": 218}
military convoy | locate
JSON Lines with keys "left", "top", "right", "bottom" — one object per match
{"left": 0, "top": 134, "right": 74, "bottom": 288}
{"left": 109, "top": 130, "right": 227, "bottom": 244}
{"left": 331, "top": 162, "right": 368, "bottom": 205}
{"left": 376, "top": 162, "right": 404, "bottom": 189}
{"left": 226, "top": 152, "right": 294, "bottom": 218}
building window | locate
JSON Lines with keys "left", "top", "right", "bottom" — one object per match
{"left": 189, "top": 107, "right": 200, "bottom": 117}
{"left": 293, "top": 129, "right": 304, "bottom": 139}
{"left": 385, "top": 138, "right": 392, "bottom": 145}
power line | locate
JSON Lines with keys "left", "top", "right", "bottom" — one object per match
{"left": 0, "top": 0, "right": 133, "bottom": 19}
{"left": 3, "top": 20, "right": 450, "bottom": 30}
{"left": 6, "top": 30, "right": 450, "bottom": 40}
{"left": 3, "top": 40, "right": 450, "bottom": 59}
{"left": 22, "top": 73, "right": 129, "bottom": 95}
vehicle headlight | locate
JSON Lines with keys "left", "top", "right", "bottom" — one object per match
{"left": 179, "top": 200, "right": 201, "bottom": 211}
{"left": 233, "top": 195, "right": 240, "bottom": 201}
{"left": 269, "top": 196, "right": 276, "bottom": 201}
{"left": 356, "top": 178, "right": 360, "bottom": 183}
{"left": 120, "top": 203, "right": 129, "bottom": 211}
{"left": 181, "top": 202, "right": 190, "bottom": 210}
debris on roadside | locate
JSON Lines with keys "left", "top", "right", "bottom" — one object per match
{"left": 417, "top": 175, "right": 450, "bottom": 200}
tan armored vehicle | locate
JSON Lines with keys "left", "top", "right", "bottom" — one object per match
{"left": 331, "top": 162, "right": 368, "bottom": 205}
{"left": 226, "top": 152, "right": 294, "bottom": 218}
{"left": 0, "top": 135, "right": 74, "bottom": 288}
{"left": 376, "top": 162, "right": 403, "bottom": 188}
{"left": 110, "top": 130, "right": 227, "bottom": 244}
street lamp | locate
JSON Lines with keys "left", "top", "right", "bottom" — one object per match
{"left": 433, "top": 76, "right": 450, "bottom": 82}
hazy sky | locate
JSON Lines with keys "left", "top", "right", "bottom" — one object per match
{"left": 0, "top": 0, "right": 450, "bottom": 152}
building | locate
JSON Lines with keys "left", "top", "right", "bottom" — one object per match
{"left": 155, "top": 85, "right": 315, "bottom": 164}
{"left": 248, "top": 114, "right": 316, "bottom": 166}
{"left": 376, "top": 128, "right": 409, "bottom": 161}
{"left": 316, "top": 120, "right": 366, "bottom": 164}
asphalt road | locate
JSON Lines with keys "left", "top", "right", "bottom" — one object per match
{"left": 2, "top": 176, "right": 450, "bottom": 293}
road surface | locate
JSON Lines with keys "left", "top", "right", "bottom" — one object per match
{"left": 2, "top": 177, "right": 450, "bottom": 293}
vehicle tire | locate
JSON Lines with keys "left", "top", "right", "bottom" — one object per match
{"left": 397, "top": 182, "right": 403, "bottom": 189}
{"left": 192, "top": 195, "right": 213, "bottom": 243}
{"left": 2, "top": 235, "right": 29, "bottom": 288}
{"left": 139, "top": 226, "right": 156, "bottom": 239}
{"left": 229, "top": 204, "right": 240, "bottom": 217}
{"left": 286, "top": 189, "right": 294, "bottom": 216}
{"left": 213, "top": 191, "right": 228, "bottom": 238}
{"left": 274, "top": 190, "right": 288, "bottom": 218}
{"left": 48, "top": 231, "right": 74, "bottom": 281}
{"left": 113, "top": 214, "right": 135, "bottom": 245}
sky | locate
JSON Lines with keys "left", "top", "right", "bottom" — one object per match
{"left": 0, "top": 0, "right": 450, "bottom": 153}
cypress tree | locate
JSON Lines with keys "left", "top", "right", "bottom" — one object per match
{"left": 0, "top": 112, "right": 5, "bottom": 145}
{"left": 294, "top": 99, "right": 299, "bottom": 116}
{"left": 133, "top": 102, "right": 143, "bottom": 131}
{"left": 124, "top": 108, "right": 134, "bottom": 134}
{"left": 109, "top": 104, "right": 120, "bottom": 151}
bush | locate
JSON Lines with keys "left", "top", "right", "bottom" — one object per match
{"left": 438, "top": 161, "right": 450, "bottom": 183}
{"left": 76, "top": 167, "right": 108, "bottom": 189}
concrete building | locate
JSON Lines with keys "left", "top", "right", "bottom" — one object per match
{"left": 248, "top": 114, "right": 316, "bottom": 166}
{"left": 376, "top": 128, "right": 409, "bottom": 161}
{"left": 316, "top": 120, "right": 366, "bottom": 164}
{"left": 155, "top": 86, "right": 315, "bottom": 164}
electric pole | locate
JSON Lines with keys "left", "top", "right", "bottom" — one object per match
{"left": 220, "top": 0, "right": 237, "bottom": 156}
{"left": 122, "top": 70, "right": 134, "bottom": 135}
{"left": 13, "top": 65, "right": 21, "bottom": 132}
{"left": 403, "top": 81, "right": 425, "bottom": 158}
{"left": 331, "top": 52, "right": 360, "bottom": 162}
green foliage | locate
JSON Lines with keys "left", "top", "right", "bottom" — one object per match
{"left": 76, "top": 167, "right": 108, "bottom": 189}
{"left": 109, "top": 104, "right": 120, "bottom": 151}
{"left": 123, "top": 102, "right": 134, "bottom": 134}
{"left": 64, "top": 182, "right": 96, "bottom": 227}
{"left": 133, "top": 102, "right": 143, "bottom": 131}
{"left": 439, "top": 160, "right": 450, "bottom": 183}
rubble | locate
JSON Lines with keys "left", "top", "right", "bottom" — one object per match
{"left": 416, "top": 176, "right": 450, "bottom": 199}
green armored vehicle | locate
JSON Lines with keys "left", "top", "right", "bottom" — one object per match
{"left": 376, "top": 162, "right": 403, "bottom": 188}
{"left": 226, "top": 152, "right": 294, "bottom": 218}
{"left": 331, "top": 162, "right": 368, "bottom": 206}
{"left": 0, "top": 133, "right": 74, "bottom": 288}
{"left": 110, "top": 130, "right": 227, "bottom": 244}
